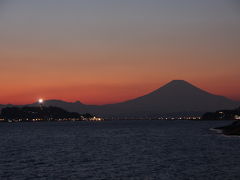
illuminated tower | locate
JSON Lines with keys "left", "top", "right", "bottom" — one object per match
{"left": 38, "top": 98, "right": 44, "bottom": 110}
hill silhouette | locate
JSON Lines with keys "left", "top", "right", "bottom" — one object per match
{"left": 0, "top": 80, "right": 239, "bottom": 117}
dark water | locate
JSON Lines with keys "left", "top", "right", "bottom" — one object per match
{"left": 0, "top": 120, "right": 240, "bottom": 180}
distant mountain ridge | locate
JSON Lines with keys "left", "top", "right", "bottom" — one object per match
{"left": 96, "top": 80, "right": 239, "bottom": 117}
{"left": 0, "top": 80, "right": 239, "bottom": 117}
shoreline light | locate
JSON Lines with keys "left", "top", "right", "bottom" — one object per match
{"left": 38, "top": 98, "right": 44, "bottom": 104}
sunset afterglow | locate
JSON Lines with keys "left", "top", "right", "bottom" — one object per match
{"left": 0, "top": 0, "right": 239, "bottom": 105}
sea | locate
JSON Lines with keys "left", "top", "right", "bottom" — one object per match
{"left": 0, "top": 120, "right": 240, "bottom": 180}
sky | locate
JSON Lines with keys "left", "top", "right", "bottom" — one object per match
{"left": 0, "top": 0, "right": 240, "bottom": 105}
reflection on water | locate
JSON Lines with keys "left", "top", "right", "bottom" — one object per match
{"left": 0, "top": 120, "right": 240, "bottom": 180}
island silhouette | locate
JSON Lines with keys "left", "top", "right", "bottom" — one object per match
{"left": 0, "top": 106, "right": 105, "bottom": 122}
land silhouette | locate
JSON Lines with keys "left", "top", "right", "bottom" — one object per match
{"left": 0, "top": 80, "right": 239, "bottom": 118}
{"left": 215, "top": 121, "right": 240, "bottom": 136}
{"left": 0, "top": 106, "right": 94, "bottom": 122}
{"left": 202, "top": 107, "right": 240, "bottom": 120}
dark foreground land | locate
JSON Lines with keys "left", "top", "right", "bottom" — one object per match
{"left": 215, "top": 121, "right": 240, "bottom": 136}
{"left": 0, "top": 120, "right": 240, "bottom": 180}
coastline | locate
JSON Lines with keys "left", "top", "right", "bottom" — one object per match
{"left": 210, "top": 128, "right": 240, "bottom": 138}
{"left": 212, "top": 121, "right": 240, "bottom": 136}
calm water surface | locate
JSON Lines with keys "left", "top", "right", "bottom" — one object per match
{"left": 0, "top": 120, "right": 239, "bottom": 180}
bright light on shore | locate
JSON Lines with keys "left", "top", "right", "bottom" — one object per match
{"left": 38, "top": 99, "right": 44, "bottom": 104}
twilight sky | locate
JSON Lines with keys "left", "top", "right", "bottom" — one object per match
{"left": 0, "top": 0, "right": 240, "bottom": 105}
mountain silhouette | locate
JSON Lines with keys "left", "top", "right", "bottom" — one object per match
{"left": 0, "top": 80, "right": 239, "bottom": 117}
{"left": 95, "top": 80, "right": 239, "bottom": 117}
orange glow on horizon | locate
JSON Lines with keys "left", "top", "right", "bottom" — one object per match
{"left": 0, "top": 80, "right": 239, "bottom": 105}
{"left": 0, "top": 1, "right": 239, "bottom": 105}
